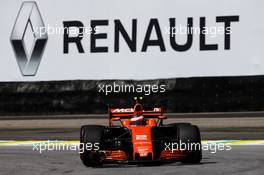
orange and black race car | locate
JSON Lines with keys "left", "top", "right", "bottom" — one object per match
{"left": 80, "top": 98, "right": 202, "bottom": 166}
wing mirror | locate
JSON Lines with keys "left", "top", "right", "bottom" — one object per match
{"left": 158, "top": 115, "right": 167, "bottom": 120}
{"left": 112, "top": 117, "right": 121, "bottom": 121}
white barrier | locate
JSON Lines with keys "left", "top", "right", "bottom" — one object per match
{"left": 0, "top": 0, "right": 264, "bottom": 81}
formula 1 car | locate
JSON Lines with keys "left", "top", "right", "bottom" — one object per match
{"left": 80, "top": 98, "right": 202, "bottom": 166}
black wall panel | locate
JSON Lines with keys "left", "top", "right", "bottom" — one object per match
{"left": 0, "top": 76, "right": 264, "bottom": 115}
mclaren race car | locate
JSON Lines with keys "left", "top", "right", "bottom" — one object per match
{"left": 80, "top": 98, "right": 202, "bottom": 166}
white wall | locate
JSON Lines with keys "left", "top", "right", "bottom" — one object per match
{"left": 0, "top": 0, "right": 264, "bottom": 81}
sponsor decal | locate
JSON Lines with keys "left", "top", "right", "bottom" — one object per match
{"left": 111, "top": 108, "right": 161, "bottom": 113}
{"left": 8, "top": 1, "right": 240, "bottom": 77}
{"left": 136, "top": 135, "right": 147, "bottom": 141}
{"left": 10, "top": 1, "right": 48, "bottom": 76}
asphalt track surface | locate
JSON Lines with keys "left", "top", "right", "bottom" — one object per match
{"left": 0, "top": 114, "right": 264, "bottom": 175}
{"left": 0, "top": 145, "right": 263, "bottom": 175}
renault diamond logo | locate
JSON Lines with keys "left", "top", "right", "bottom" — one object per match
{"left": 10, "top": 1, "right": 48, "bottom": 76}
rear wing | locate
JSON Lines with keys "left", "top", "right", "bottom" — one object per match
{"left": 108, "top": 107, "right": 163, "bottom": 118}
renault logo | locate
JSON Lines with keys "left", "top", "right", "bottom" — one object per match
{"left": 10, "top": 1, "right": 48, "bottom": 76}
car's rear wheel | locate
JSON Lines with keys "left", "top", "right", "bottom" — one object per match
{"left": 177, "top": 124, "right": 202, "bottom": 164}
{"left": 80, "top": 125, "right": 105, "bottom": 167}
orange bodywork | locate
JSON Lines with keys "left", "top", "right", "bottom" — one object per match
{"left": 131, "top": 126, "right": 153, "bottom": 160}
{"left": 103, "top": 150, "right": 127, "bottom": 161}
{"left": 160, "top": 150, "right": 186, "bottom": 160}
{"left": 107, "top": 105, "right": 185, "bottom": 161}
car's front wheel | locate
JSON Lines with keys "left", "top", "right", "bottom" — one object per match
{"left": 177, "top": 124, "right": 202, "bottom": 164}
{"left": 80, "top": 125, "right": 105, "bottom": 167}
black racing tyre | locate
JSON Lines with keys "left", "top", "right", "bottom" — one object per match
{"left": 177, "top": 124, "right": 202, "bottom": 164}
{"left": 80, "top": 125, "right": 105, "bottom": 167}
